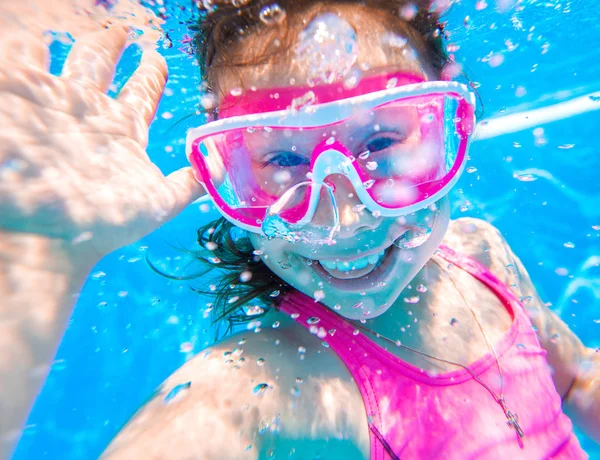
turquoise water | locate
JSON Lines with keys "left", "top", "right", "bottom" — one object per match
{"left": 13, "top": 0, "right": 600, "bottom": 457}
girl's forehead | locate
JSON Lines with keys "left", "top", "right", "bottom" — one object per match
{"left": 218, "top": 8, "right": 435, "bottom": 97}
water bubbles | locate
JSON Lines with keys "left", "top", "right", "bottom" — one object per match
{"left": 333, "top": 304, "right": 341, "bottom": 310}
{"left": 365, "top": 161, "right": 378, "bottom": 171}
{"left": 306, "top": 317, "right": 321, "bottom": 325}
{"left": 240, "top": 271, "right": 253, "bottom": 282}
{"left": 297, "top": 346, "right": 306, "bottom": 354}
{"left": 564, "top": 242, "right": 575, "bottom": 249}
{"left": 272, "top": 170, "right": 292, "bottom": 186}
{"left": 488, "top": 53, "right": 504, "bottom": 67}
{"left": 270, "top": 290, "right": 281, "bottom": 297}
{"left": 291, "top": 313, "right": 300, "bottom": 319}
{"left": 393, "top": 226, "right": 432, "bottom": 250}
{"left": 180, "top": 342, "right": 193, "bottom": 353}
{"left": 416, "top": 284, "right": 428, "bottom": 293}
{"left": 257, "top": 358, "right": 266, "bottom": 366}
{"left": 245, "top": 305, "right": 265, "bottom": 316}
{"left": 259, "top": 4, "right": 286, "bottom": 26}
{"left": 309, "top": 289, "right": 325, "bottom": 302}
{"left": 466, "top": 166, "right": 478, "bottom": 174}
{"left": 296, "top": 377, "right": 303, "bottom": 384}
{"left": 52, "top": 359, "right": 67, "bottom": 371}
{"left": 290, "top": 91, "right": 316, "bottom": 112}
{"left": 272, "top": 321, "right": 280, "bottom": 329}
{"left": 381, "top": 33, "right": 408, "bottom": 50}
{"left": 352, "top": 204, "right": 367, "bottom": 213}
{"left": 253, "top": 383, "right": 270, "bottom": 396}
{"left": 363, "top": 179, "right": 375, "bottom": 190}
{"left": 91, "top": 271, "right": 106, "bottom": 280}
{"left": 205, "top": 242, "right": 218, "bottom": 251}
{"left": 353, "top": 329, "right": 360, "bottom": 336}
{"left": 230, "top": 88, "right": 243, "bottom": 97}
{"left": 295, "top": 13, "right": 359, "bottom": 85}
{"left": 450, "top": 318, "right": 459, "bottom": 327}
{"left": 164, "top": 381, "right": 191, "bottom": 404}
{"left": 403, "top": 296, "right": 420, "bottom": 304}
{"left": 514, "top": 172, "right": 538, "bottom": 182}
{"left": 238, "top": 338, "right": 247, "bottom": 345}
{"left": 519, "top": 296, "right": 533, "bottom": 305}
{"left": 400, "top": 3, "right": 418, "bottom": 20}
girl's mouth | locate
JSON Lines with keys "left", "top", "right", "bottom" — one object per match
{"left": 316, "top": 248, "right": 388, "bottom": 279}
{"left": 297, "top": 241, "right": 400, "bottom": 290}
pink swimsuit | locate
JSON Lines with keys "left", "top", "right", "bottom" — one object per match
{"left": 278, "top": 245, "right": 587, "bottom": 459}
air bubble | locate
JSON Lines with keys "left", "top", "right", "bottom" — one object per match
{"left": 259, "top": 4, "right": 286, "bottom": 25}
{"left": 253, "top": 383, "right": 270, "bottom": 395}
{"left": 404, "top": 296, "right": 420, "bottom": 304}
{"left": 164, "top": 382, "right": 191, "bottom": 404}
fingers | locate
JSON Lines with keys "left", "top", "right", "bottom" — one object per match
{"left": 62, "top": 26, "right": 129, "bottom": 92}
{"left": 117, "top": 49, "right": 168, "bottom": 126}
{"left": 0, "top": 31, "right": 48, "bottom": 71}
{"left": 164, "top": 167, "right": 206, "bottom": 220}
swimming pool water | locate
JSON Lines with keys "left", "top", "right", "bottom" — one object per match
{"left": 12, "top": 0, "right": 600, "bottom": 457}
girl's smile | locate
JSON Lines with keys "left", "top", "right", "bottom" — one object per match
{"left": 249, "top": 197, "right": 450, "bottom": 319}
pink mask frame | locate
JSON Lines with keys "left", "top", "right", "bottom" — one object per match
{"left": 186, "top": 73, "right": 476, "bottom": 235}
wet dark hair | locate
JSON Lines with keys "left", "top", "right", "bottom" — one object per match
{"left": 187, "top": 0, "right": 450, "bottom": 336}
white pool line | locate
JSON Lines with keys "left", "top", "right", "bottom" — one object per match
{"left": 474, "top": 90, "right": 600, "bottom": 141}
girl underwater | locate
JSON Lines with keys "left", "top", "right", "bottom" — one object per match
{"left": 1, "top": 0, "right": 599, "bottom": 458}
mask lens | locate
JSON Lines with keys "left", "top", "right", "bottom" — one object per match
{"left": 190, "top": 90, "right": 470, "bottom": 230}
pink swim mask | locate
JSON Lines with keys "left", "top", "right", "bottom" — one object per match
{"left": 186, "top": 73, "right": 476, "bottom": 243}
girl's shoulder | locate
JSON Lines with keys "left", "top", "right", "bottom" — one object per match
{"left": 442, "top": 217, "right": 515, "bottom": 284}
{"left": 103, "top": 324, "right": 369, "bottom": 459}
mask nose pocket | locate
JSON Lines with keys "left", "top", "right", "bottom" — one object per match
{"left": 261, "top": 181, "right": 339, "bottom": 245}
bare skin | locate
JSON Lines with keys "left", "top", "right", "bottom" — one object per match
{"left": 0, "top": 4, "right": 598, "bottom": 460}
{"left": 0, "top": 27, "right": 204, "bottom": 456}
{"left": 103, "top": 218, "right": 598, "bottom": 459}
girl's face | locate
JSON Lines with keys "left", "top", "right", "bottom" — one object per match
{"left": 218, "top": 6, "right": 451, "bottom": 319}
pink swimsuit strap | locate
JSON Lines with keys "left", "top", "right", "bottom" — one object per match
{"left": 277, "top": 244, "right": 587, "bottom": 459}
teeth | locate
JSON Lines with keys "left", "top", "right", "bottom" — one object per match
{"left": 317, "top": 250, "right": 385, "bottom": 272}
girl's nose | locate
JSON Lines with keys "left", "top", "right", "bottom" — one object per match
{"left": 312, "top": 174, "right": 381, "bottom": 239}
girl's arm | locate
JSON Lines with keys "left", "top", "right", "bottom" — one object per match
{"left": 0, "top": 27, "right": 204, "bottom": 457}
{"left": 446, "top": 218, "right": 599, "bottom": 443}
{"left": 0, "top": 233, "right": 96, "bottom": 458}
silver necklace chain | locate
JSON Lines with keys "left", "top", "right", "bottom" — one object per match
{"left": 348, "top": 256, "right": 525, "bottom": 443}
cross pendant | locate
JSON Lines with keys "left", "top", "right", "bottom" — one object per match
{"left": 498, "top": 397, "right": 525, "bottom": 441}
{"left": 506, "top": 409, "right": 525, "bottom": 439}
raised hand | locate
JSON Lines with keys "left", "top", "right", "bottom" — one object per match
{"left": 0, "top": 26, "right": 205, "bottom": 263}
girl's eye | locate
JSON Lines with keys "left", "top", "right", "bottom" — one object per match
{"left": 365, "top": 134, "right": 403, "bottom": 153}
{"left": 265, "top": 152, "right": 309, "bottom": 168}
